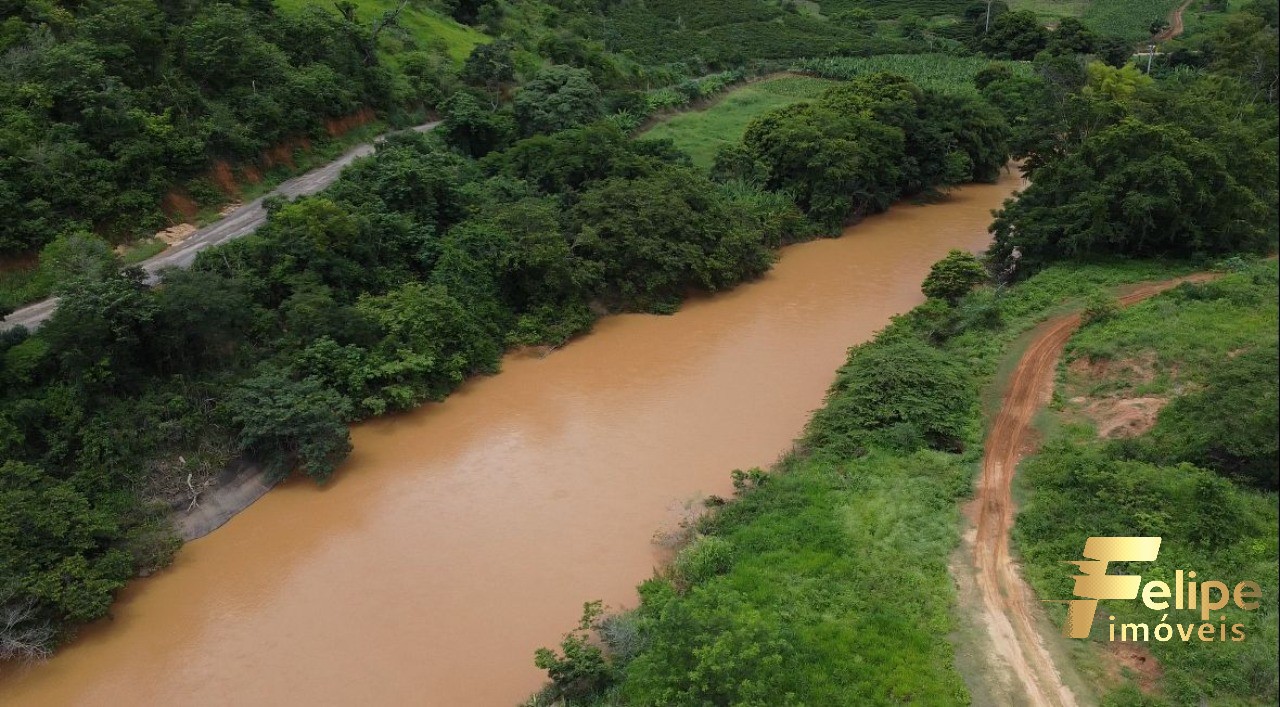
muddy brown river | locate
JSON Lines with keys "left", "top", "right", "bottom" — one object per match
{"left": 0, "top": 170, "right": 1020, "bottom": 706}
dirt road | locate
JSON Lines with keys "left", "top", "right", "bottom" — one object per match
{"left": 0, "top": 122, "right": 438, "bottom": 333}
{"left": 964, "top": 274, "right": 1214, "bottom": 707}
{"left": 1156, "top": 0, "right": 1194, "bottom": 41}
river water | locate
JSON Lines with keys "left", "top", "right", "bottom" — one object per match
{"left": 0, "top": 170, "right": 1020, "bottom": 706}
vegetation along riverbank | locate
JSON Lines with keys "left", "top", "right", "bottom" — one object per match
{"left": 1, "top": 1, "right": 1275, "bottom": 703}
{"left": 527, "top": 2, "right": 1278, "bottom": 704}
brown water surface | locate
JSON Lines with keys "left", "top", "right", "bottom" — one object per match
{"left": 0, "top": 170, "right": 1020, "bottom": 706}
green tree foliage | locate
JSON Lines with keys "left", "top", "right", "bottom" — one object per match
{"left": 743, "top": 73, "right": 1009, "bottom": 227}
{"left": 1046, "top": 17, "right": 1098, "bottom": 56}
{"left": 571, "top": 166, "right": 774, "bottom": 311}
{"left": 0, "top": 0, "right": 425, "bottom": 254}
{"left": 460, "top": 38, "right": 515, "bottom": 91}
{"left": 37, "top": 232, "right": 119, "bottom": 289}
{"left": 0, "top": 460, "right": 133, "bottom": 626}
{"left": 978, "top": 10, "right": 1048, "bottom": 60}
{"left": 922, "top": 249, "right": 988, "bottom": 303}
{"left": 807, "top": 335, "right": 975, "bottom": 454}
{"left": 224, "top": 372, "right": 353, "bottom": 483}
{"left": 1128, "top": 340, "right": 1279, "bottom": 490}
{"left": 990, "top": 118, "right": 1270, "bottom": 268}
{"left": 513, "top": 66, "right": 604, "bottom": 136}
{"left": 1208, "top": 8, "right": 1279, "bottom": 104}
{"left": 439, "top": 91, "right": 515, "bottom": 157}
{"left": 533, "top": 601, "right": 617, "bottom": 702}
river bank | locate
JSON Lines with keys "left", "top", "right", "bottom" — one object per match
{"left": 0, "top": 170, "right": 1023, "bottom": 705}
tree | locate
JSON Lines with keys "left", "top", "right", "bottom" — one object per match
{"left": 534, "top": 601, "right": 616, "bottom": 701}
{"left": 39, "top": 268, "right": 158, "bottom": 389}
{"left": 979, "top": 10, "right": 1049, "bottom": 60}
{"left": 1094, "top": 35, "right": 1134, "bottom": 68}
{"left": 1047, "top": 17, "right": 1098, "bottom": 56}
{"left": 37, "top": 231, "right": 118, "bottom": 289}
{"left": 989, "top": 118, "right": 1270, "bottom": 270}
{"left": 513, "top": 66, "right": 603, "bottom": 136}
{"left": 439, "top": 92, "right": 515, "bottom": 157}
{"left": 0, "top": 460, "right": 134, "bottom": 633}
{"left": 1209, "top": 12, "right": 1279, "bottom": 104}
{"left": 443, "top": 0, "right": 494, "bottom": 25}
{"left": 355, "top": 281, "right": 503, "bottom": 408}
{"left": 224, "top": 371, "right": 353, "bottom": 483}
{"left": 461, "top": 39, "right": 515, "bottom": 92}
{"left": 922, "top": 250, "right": 988, "bottom": 303}
{"left": 571, "top": 166, "right": 772, "bottom": 311}
{"left": 710, "top": 144, "right": 768, "bottom": 185}
{"left": 974, "top": 63, "right": 1013, "bottom": 90}
{"left": 808, "top": 336, "right": 975, "bottom": 453}
{"left": 743, "top": 101, "right": 905, "bottom": 227}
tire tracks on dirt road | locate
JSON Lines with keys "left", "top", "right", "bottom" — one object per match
{"left": 960, "top": 273, "right": 1217, "bottom": 707}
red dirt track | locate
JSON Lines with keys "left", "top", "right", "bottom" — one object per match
{"left": 967, "top": 274, "right": 1215, "bottom": 706}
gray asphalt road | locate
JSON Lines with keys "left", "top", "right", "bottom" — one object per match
{"left": 1, "top": 121, "right": 439, "bottom": 333}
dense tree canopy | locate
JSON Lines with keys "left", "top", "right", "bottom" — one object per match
{"left": 513, "top": 65, "right": 604, "bottom": 136}
{"left": 0, "top": 0, "right": 413, "bottom": 254}
{"left": 743, "top": 72, "right": 1009, "bottom": 228}
{"left": 978, "top": 10, "right": 1047, "bottom": 60}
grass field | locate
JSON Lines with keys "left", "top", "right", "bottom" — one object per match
{"left": 1007, "top": 0, "right": 1185, "bottom": 41}
{"left": 1082, "top": 0, "right": 1183, "bottom": 41}
{"left": 1006, "top": 0, "right": 1094, "bottom": 23}
{"left": 793, "top": 54, "right": 1034, "bottom": 94}
{"left": 274, "top": 0, "right": 489, "bottom": 62}
{"left": 640, "top": 75, "right": 841, "bottom": 168}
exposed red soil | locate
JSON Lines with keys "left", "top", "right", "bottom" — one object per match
{"left": 1105, "top": 641, "right": 1163, "bottom": 695}
{"left": 209, "top": 160, "right": 241, "bottom": 198}
{"left": 160, "top": 191, "right": 201, "bottom": 221}
{"left": 325, "top": 107, "right": 377, "bottom": 137}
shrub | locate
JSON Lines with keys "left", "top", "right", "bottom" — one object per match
{"left": 923, "top": 249, "right": 988, "bottom": 303}
{"left": 807, "top": 335, "right": 975, "bottom": 454}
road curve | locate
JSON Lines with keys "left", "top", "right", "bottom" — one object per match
{"left": 967, "top": 274, "right": 1215, "bottom": 707}
{"left": 1156, "top": 0, "right": 1194, "bottom": 42}
{"left": 0, "top": 121, "right": 439, "bottom": 333}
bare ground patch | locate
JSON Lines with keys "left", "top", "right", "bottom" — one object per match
{"left": 1064, "top": 353, "right": 1172, "bottom": 439}
{"left": 1104, "top": 641, "right": 1163, "bottom": 696}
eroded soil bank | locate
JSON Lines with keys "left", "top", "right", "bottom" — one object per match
{"left": 0, "top": 170, "right": 1022, "bottom": 706}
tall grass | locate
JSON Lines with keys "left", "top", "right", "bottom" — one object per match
{"left": 1082, "top": 0, "right": 1184, "bottom": 41}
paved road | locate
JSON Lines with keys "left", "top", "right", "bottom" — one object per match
{"left": 0, "top": 121, "right": 440, "bottom": 332}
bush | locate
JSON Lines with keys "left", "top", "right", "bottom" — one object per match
{"left": 672, "top": 536, "right": 735, "bottom": 587}
{"left": 1127, "top": 341, "right": 1279, "bottom": 489}
{"left": 807, "top": 334, "right": 975, "bottom": 454}
{"left": 923, "top": 249, "right": 988, "bottom": 303}
{"left": 224, "top": 371, "right": 353, "bottom": 483}
{"left": 533, "top": 601, "right": 616, "bottom": 702}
